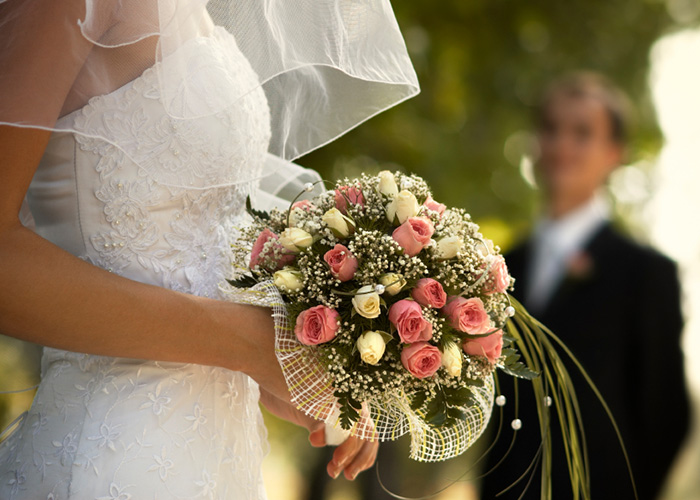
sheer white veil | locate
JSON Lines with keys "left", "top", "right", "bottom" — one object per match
{"left": 0, "top": 0, "right": 419, "bottom": 195}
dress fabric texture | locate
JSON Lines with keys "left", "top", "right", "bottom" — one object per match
{"left": 0, "top": 26, "right": 274, "bottom": 500}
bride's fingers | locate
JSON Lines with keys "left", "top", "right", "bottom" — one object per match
{"left": 308, "top": 426, "right": 326, "bottom": 447}
{"left": 342, "top": 440, "right": 379, "bottom": 481}
{"left": 327, "top": 436, "right": 363, "bottom": 479}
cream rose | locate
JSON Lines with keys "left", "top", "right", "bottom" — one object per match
{"left": 386, "top": 190, "right": 420, "bottom": 225}
{"left": 435, "top": 235, "right": 464, "bottom": 260}
{"left": 379, "top": 273, "right": 406, "bottom": 296}
{"left": 279, "top": 227, "right": 314, "bottom": 253}
{"left": 322, "top": 208, "right": 353, "bottom": 238}
{"left": 352, "top": 285, "right": 381, "bottom": 319}
{"left": 273, "top": 268, "right": 304, "bottom": 292}
{"left": 377, "top": 170, "right": 399, "bottom": 197}
{"left": 441, "top": 342, "right": 463, "bottom": 377}
{"left": 356, "top": 331, "right": 387, "bottom": 365}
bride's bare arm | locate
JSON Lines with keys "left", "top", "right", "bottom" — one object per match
{"left": 0, "top": 0, "right": 283, "bottom": 399}
{"left": 0, "top": 126, "right": 282, "bottom": 393}
{"left": 0, "top": 1, "right": 376, "bottom": 479}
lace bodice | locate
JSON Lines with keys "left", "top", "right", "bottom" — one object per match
{"left": 28, "top": 25, "right": 271, "bottom": 298}
{"left": 1, "top": 26, "right": 273, "bottom": 500}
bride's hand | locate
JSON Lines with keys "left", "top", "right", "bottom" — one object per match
{"left": 214, "top": 303, "right": 292, "bottom": 403}
{"left": 259, "top": 388, "right": 379, "bottom": 480}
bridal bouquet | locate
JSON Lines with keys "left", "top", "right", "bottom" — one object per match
{"left": 228, "top": 171, "right": 539, "bottom": 462}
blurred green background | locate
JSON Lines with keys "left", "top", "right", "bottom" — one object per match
{"left": 2, "top": 0, "right": 699, "bottom": 499}
{"left": 302, "top": 0, "right": 682, "bottom": 246}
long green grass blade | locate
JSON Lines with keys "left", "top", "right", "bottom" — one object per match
{"left": 502, "top": 297, "right": 638, "bottom": 500}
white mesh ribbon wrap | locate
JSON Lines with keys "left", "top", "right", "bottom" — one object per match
{"left": 221, "top": 280, "right": 495, "bottom": 462}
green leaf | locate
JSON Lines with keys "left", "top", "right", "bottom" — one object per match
{"left": 377, "top": 330, "right": 394, "bottom": 344}
{"left": 410, "top": 390, "right": 428, "bottom": 411}
{"left": 424, "top": 391, "right": 449, "bottom": 427}
{"left": 499, "top": 360, "right": 539, "bottom": 380}
{"left": 334, "top": 391, "right": 362, "bottom": 431}
{"left": 226, "top": 275, "right": 259, "bottom": 288}
{"left": 245, "top": 195, "right": 270, "bottom": 221}
{"left": 446, "top": 406, "right": 467, "bottom": 421}
{"left": 443, "top": 385, "right": 473, "bottom": 406}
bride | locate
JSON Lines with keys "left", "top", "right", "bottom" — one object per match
{"left": 0, "top": 0, "right": 419, "bottom": 498}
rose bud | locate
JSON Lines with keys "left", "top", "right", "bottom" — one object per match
{"left": 352, "top": 285, "right": 382, "bottom": 319}
{"left": 279, "top": 227, "right": 314, "bottom": 253}
{"left": 322, "top": 207, "right": 353, "bottom": 238}
{"left": 273, "top": 268, "right": 304, "bottom": 292}
{"left": 401, "top": 342, "right": 442, "bottom": 379}
{"left": 392, "top": 216, "right": 434, "bottom": 257}
{"left": 423, "top": 195, "right": 447, "bottom": 217}
{"left": 386, "top": 189, "right": 420, "bottom": 225}
{"left": 356, "top": 331, "right": 387, "bottom": 365}
{"left": 411, "top": 278, "right": 447, "bottom": 308}
{"left": 379, "top": 273, "right": 406, "bottom": 296}
{"left": 441, "top": 341, "right": 463, "bottom": 377}
{"left": 249, "top": 228, "right": 294, "bottom": 270}
{"left": 442, "top": 296, "right": 491, "bottom": 334}
{"left": 288, "top": 199, "right": 314, "bottom": 227}
{"left": 463, "top": 330, "right": 504, "bottom": 365}
{"left": 334, "top": 186, "right": 365, "bottom": 214}
{"left": 388, "top": 299, "right": 433, "bottom": 343}
{"left": 323, "top": 244, "right": 358, "bottom": 282}
{"left": 377, "top": 170, "right": 399, "bottom": 197}
{"left": 435, "top": 235, "right": 464, "bottom": 260}
{"left": 483, "top": 255, "right": 511, "bottom": 294}
{"left": 294, "top": 305, "right": 340, "bottom": 345}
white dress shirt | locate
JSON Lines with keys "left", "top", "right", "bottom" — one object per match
{"left": 525, "top": 193, "right": 611, "bottom": 313}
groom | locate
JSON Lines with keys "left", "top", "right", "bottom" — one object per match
{"left": 480, "top": 72, "right": 690, "bottom": 500}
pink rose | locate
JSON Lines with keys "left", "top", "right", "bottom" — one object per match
{"left": 401, "top": 342, "right": 442, "bottom": 379}
{"left": 249, "top": 228, "right": 294, "bottom": 270}
{"left": 323, "top": 244, "right": 358, "bottom": 282}
{"left": 423, "top": 196, "right": 446, "bottom": 217}
{"left": 334, "top": 186, "right": 365, "bottom": 214}
{"left": 463, "top": 330, "right": 504, "bottom": 364}
{"left": 484, "top": 256, "right": 510, "bottom": 295}
{"left": 392, "top": 217, "right": 434, "bottom": 257}
{"left": 411, "top": 278, "right": 447, "bottom": 308}
{"left": 388, "top": 299, "right": 433, "bottom": 343}
{"left": 294, "top": 305, "right": 340, "bottom": 345}
{"left": 442, "top": 296, "right": 491, "bottom": 334}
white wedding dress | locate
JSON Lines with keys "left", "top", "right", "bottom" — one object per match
{"left": 0, "top": 26, "right": 274, "bottom": 500}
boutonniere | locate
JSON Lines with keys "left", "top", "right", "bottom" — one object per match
{"left": 566, "top": 251, "right": 594, "bottom": 281}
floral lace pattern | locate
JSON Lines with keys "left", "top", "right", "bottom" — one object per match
{"left": 0, "top": 27, "right": 273, "bottom": 500}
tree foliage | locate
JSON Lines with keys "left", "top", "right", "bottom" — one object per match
{"left": 301, "top": 0, "right": 694, "bottom": 243}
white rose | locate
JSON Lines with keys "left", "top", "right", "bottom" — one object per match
{"left": 356, "top": 331, "right": 387, "bottom": 365}
{"left": 441, "top": 342, "right": 463, "bottom": 377}
{"left": 386, "top": 190, "right": 420, "bottom": 225}
{"left": 352, "top": 285, "right": 381, "bottom": 319}
{"left": 377, "top": 170, "right": 399, "bottom": 198}
{"left": 379, "top": 273, "right": 406, "bottom": 296}
{"left": 273, "top": 268, "right": 304, "bottom": 292}
{"left": 279, "top": 228, "right": 314, "bottom": 253}
{"left": 435, "top": 235, "right": 464, "bottom": 260}
{"left": 322, "top": 208, "right": 353, "bottom": 238}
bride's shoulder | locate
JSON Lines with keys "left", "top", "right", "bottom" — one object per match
{"left": 0, "top": 0, "right": 95, "bottom": 123}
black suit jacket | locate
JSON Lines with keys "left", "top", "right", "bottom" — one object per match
{"left": 481, "top": 223, "right": 689, "bottom": 500}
